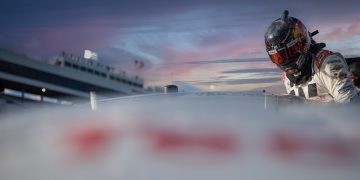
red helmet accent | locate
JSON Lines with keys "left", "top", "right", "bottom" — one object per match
{"left": 265, "top": 11, "right": 311, "bottom": 71}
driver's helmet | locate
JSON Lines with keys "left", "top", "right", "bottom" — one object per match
{"left": 265, "top": 10, "right": 311, "bottom": 73}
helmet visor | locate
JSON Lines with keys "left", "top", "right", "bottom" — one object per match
{"left": 268, "top": 39, "right": 303, "bottom": 71}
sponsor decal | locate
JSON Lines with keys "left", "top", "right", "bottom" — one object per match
{"left": 281, "top": 72, "right": 286, "bottom": 81}
{"left": 270, "top": 131, "right": 360, "bottom": 165}
{"left": 338, "top": 85, "right": 354, "bottom": 94}
{"left": 328, "top": 60, "right": 341, "bottom": 64}
{"left": 315, "top": 50, "right": 333, "bottom": 69}
{"left": 64, "top": 122, "right": 117, "bottom": 159}
{"left": 294, "top": 23, "right": 305, "bottom": 39}
{"left": 145, "top": 128, "right": 237, "bottom": 154}
{"left": 330, "top": 64, "right": 343, "bottom": 72}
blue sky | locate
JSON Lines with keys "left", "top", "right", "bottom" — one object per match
{"left": 1, "top": 0, "right": 359, "bottom": 92}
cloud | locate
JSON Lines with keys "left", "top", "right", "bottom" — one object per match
{"left": 3, "top": 0, "right": 359, "bottom": 62}
{"left": 221, "top": 68, "right": 280, "bottom": 74}
{"left": 316, "top": 23, "right": 360, "bottom": 42}
{"left": 1, "top": 0, "right": 360, "bottom": 92}
{"left": 224, "top": 77, "right": 281, "bottom": 85}
{"left": 183, "top": 58, "right": 268, "bottom": 65}
{"left": 184, "top": 77, "right": 282, "bottom": 92}
{"left": 0, "top": 23, "right": 119, "bottom": 60}
{"left": 189, "top": 77, "right": 280, "bottom": 85}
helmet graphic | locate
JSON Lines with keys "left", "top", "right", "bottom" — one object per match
{"left": 265, "top": 10, "right": 311, "bottom": 73}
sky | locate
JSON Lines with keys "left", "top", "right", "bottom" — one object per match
{"left": 1, "top": 0, "right": 359, "bottom": 92}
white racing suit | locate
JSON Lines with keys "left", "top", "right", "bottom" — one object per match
{"left": 282, "top": 50, "right": 359, "bottom": 103}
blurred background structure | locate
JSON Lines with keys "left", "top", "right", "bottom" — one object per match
{"left": 0, "top": 48, "right": 149, "bottom": 107}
